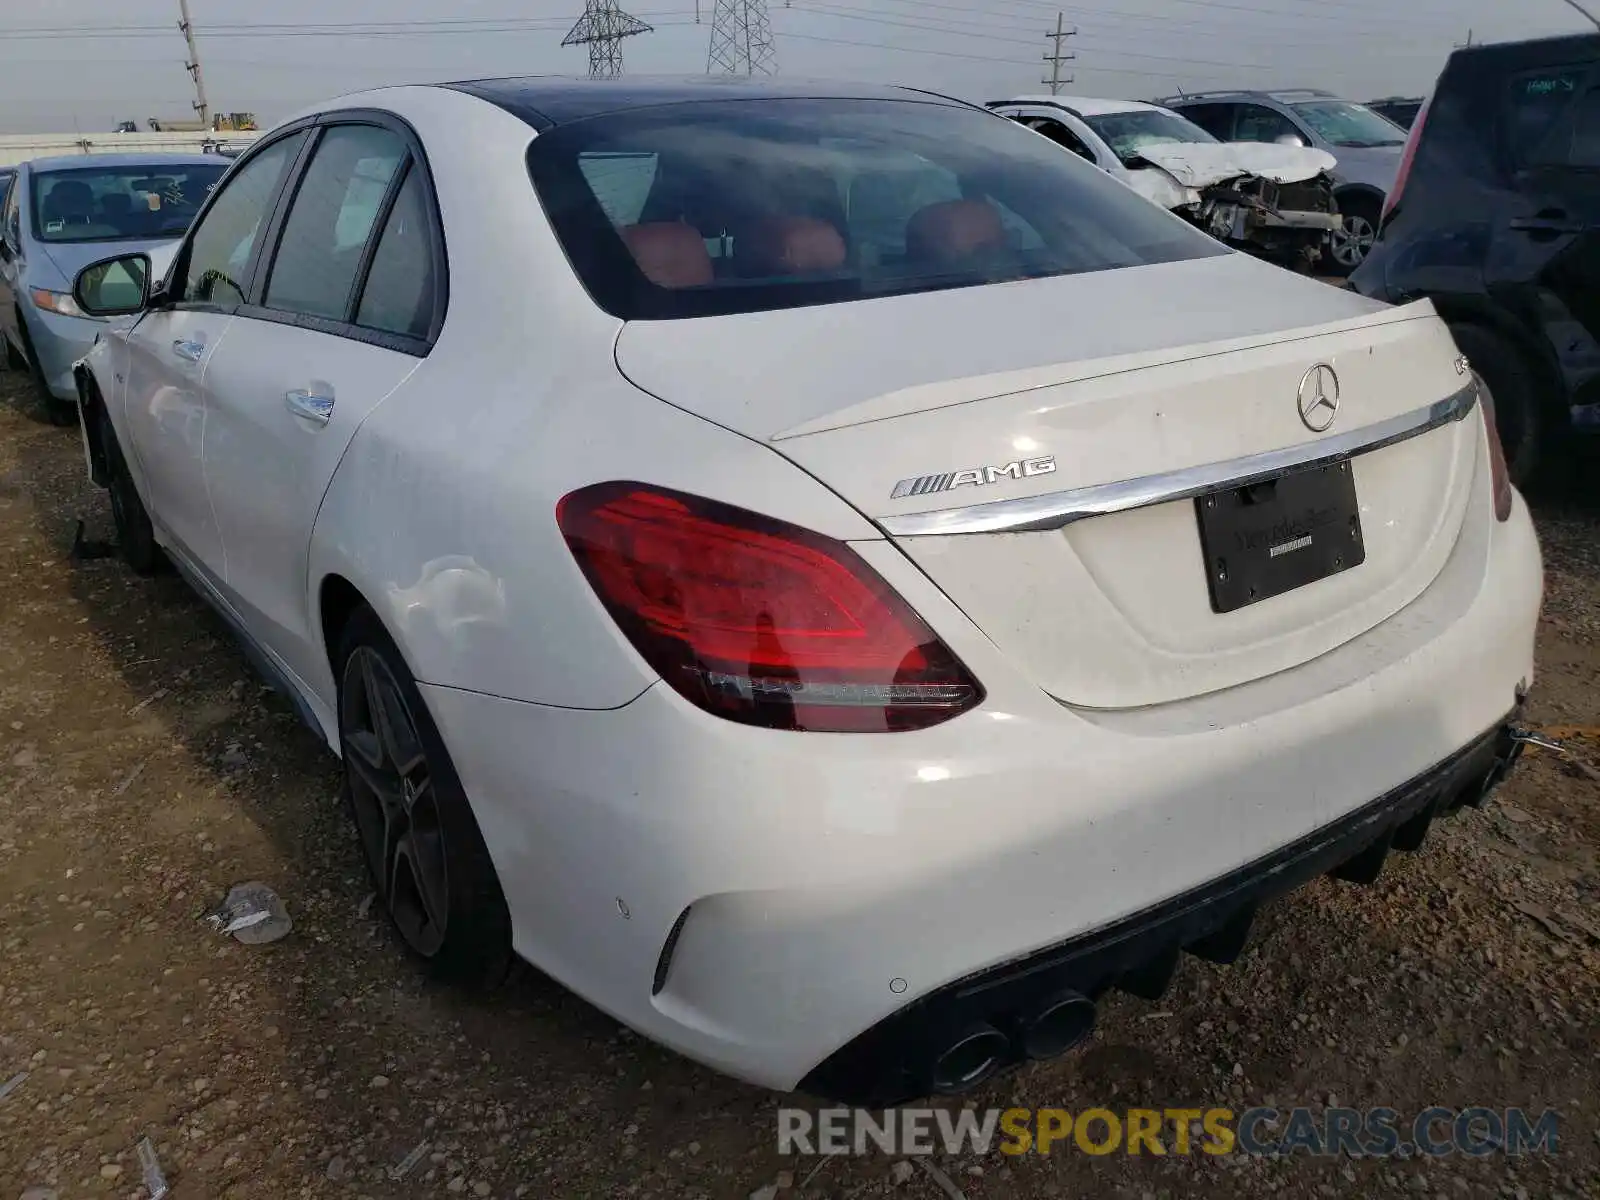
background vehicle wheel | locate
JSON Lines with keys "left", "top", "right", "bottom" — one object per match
{"left": 98, "top": 409, "right": 167, "bottom": 575}
{"left": 13, "top": 312, "right": 75, "bottom": 426}
{"left": 1328, "top": 197, "right": 1380, "bottom": 277}
{"left": 337, "top": 608, "right": 513, "bottom": 985}
{"left": 4, "top": 333, "right": 27, "bottom": 372}
{"left": 1449, "top": 321, "right": 1544, "bottom": 490}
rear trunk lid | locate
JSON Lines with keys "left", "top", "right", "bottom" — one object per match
{"left": 615, "top": 253, "right": 1480, "bottom": 709}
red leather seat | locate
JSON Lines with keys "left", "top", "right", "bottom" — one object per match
{"left": 620, "top": 222, "right": 714, "bottom": 289}
{"left": 736, "top": 215, "right": 848, "bottom": 275}
{"left": 906, "top": 199, "right": 1006, "bottom": 265}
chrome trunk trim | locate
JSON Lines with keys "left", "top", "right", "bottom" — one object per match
{"left": 878, "top": 382, "right": 1478, "bottom": 538}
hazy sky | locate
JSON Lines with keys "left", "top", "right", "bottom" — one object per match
{"left": 0, "top": 0, "right": 1592, "bottom": 133}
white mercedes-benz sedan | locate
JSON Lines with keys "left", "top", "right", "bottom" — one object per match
{"left": 67, "top": 77, "right": 1541, "bottom": 1105}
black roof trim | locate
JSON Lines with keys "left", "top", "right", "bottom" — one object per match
{"left": 441, "top": 74, "right": 963, "bottom": 130}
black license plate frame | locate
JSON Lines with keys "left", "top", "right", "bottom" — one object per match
{"left": 1195, "top": 460, "right": 1365, "bottom": 614}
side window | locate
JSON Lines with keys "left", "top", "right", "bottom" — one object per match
{"left": 579, "top": 152, "right": 660, "bottom": 226}
{"left": 1507, "top": 67, "right": 1592, "bottom": 165}
{"left": 1026, "top": 118, "right": 1097, "bottom": 164}
{"left": 354, "top": 168, "right": 437, "bottom": 340}
{"left": 1176, "top": 104, "right": 1234, "bottom": 140}
{"left": 1566, "top": 87, "right": 1600, "bottom": 167}
{"left": 179, "top": 132, "right": 306, "bottom": 307}
{"left": 264, "top": 124, "right": 406, "bottom": 321}
{"left": 1232, "top": 104, "right": 1302, "bottom": 144}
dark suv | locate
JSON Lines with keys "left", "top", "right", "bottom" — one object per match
{"left": 1351, "top": 33, "right": 1600, "bottom": 487}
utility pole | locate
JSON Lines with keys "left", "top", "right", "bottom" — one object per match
{"left": 177, "top": 0, "right": 210, "bottom": 129}
{"left": 1043, "top": 12, "right": 1076, "bottom": 96}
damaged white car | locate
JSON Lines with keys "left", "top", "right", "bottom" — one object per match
{"left": 989, "top": 96, "right": 1341, "bottom": 270}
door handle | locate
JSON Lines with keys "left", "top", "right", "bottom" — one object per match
{"left": 171, "top": 338, "right": 205, "bottom": 362}
{"left": 1510, "top": 210, "right": 1585, "bottom": 236}
{"left": 285, "top": 388, "right": 334, "bottom": 425}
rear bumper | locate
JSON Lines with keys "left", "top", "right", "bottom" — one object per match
{"left": 418, "top": 477, "right": 1540, "bottom": 1098}
{"left": 802, "top": 718, "right": 1523, "bottom": 1104}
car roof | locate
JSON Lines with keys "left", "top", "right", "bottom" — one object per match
{"left": 1450, "top": 30, "right": 1600, "bottom": 64}
{"left": 995, "top": 94, "right": 1163, "bottom": 117}
{"left": 1159, "top": 89, "right": 1340, "bottom": 105}
{"left": 22, "top": 151, "right": 227, "bottom": 172}
{"left": 442, "top": 74, "right": 969, "bottom": 129}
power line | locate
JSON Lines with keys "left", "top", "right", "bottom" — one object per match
{"left": 1043, "top": 12, "right": 1075, "bottom": 95}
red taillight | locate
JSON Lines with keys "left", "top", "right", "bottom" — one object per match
{"left": 1477, "top": 380, "right": 1514, "bottom": 522}
{"left": 1380, "top": 93, "right": 1432, "bottom": 227}
{"left": 558, "top": 483, "right": 983, "bottom": 732}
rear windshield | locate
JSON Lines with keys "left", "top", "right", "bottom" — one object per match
{"left": 1288, "top": 101, "right": 1406, "bottom": 148}
{"left": 1083, "top": 109, "right": 1218, "bottom": 165}
{"left": 30, "top": 162, "right": 226, "bottom": 243}
{"left": 527, "top": 97, "right": 1224, "bottom": 320}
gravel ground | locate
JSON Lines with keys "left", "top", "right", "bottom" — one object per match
{"left": 0, "top": 370, "right": 1597, "bottom": 1200}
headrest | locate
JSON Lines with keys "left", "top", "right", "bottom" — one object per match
{"left": 737, "top": 216, "right": 847, "bottom": 275}
{"left": 905, "top": 199, "right": 1005, "bottom": 264}
{"left": 620, "top": 222, "right": 714, "bottom": 289}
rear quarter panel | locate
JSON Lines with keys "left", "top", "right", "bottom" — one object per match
{"left": 303, "top": 86, "right": 880, "bottom": 717}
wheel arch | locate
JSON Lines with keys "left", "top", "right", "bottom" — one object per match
{"left": 1332, "top": 183, "right": 1385, "bottom": 214}
{"left": 74, "top": 360, "right": 111, "bottom": 487}
{"left": 1429, "top": 295, "right": 1566, "bottom": 424}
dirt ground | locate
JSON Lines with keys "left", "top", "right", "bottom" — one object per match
{"left": 0, "top": 369, "right": 1597, "bottom": 1200}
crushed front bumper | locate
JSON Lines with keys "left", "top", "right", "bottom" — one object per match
{"left": 801, "top": 719, "right": 1525, "bottom": 1105}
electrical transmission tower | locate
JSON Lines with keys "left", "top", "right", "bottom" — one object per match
{"left": 1042, "top": 12, "right": 1077, "bottom": 96}
{"left": 707, "top": 0, "right": 777, "bottom": 76}
{"left": 563, "top": 0, "right": 654, "bottom": 78}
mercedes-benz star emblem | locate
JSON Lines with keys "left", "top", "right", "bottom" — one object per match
{"left": 1297, "top": 363, "right": 1341, "bottom": 433}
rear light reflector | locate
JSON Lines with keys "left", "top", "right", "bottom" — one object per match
{"left": 558, "top": 483, "right": 983, "bottom": 732}
{"left": 1381, "top": 92, "right": 1431, "bottom": 228}
{"left": 1477, "top": 379, "right": 1514, "bottom": 522}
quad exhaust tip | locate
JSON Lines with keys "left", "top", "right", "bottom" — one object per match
{"left": 930, "top": 1025, "right": 1011, "bottom": 1094}
{"left": 1020, "top": 992, "right": 1097, "bottom": 1061}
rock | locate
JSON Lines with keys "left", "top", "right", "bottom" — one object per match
{"left": 19, "top": 1189, "right": 59, "bottom": 1200}
{"left": 448, "top": 1177, "right": 466, "bottom": 1194}
{"left": 473, "top": 1183, "right": 491, "bottom": 1197}
{"left": 100, "top": 1163, "right": 123, "bottom": 1180}
{"left": 12, "top": 747, "right": 36, "bottom": 767}
{"left": 370, "top": 1075, "right": 390, "bottom": 1089}
{"left": 327, "top": 1156, "right": 347, "bottom": 1181}
{"left": 748, "top": 1187, "right": 779, "bottom": 1200}
{"left": 890, "top": 1160, "right": 915, "bottom": 1185}
{"left": 774, "top": 1169, "right": 792, "bottom": 1187}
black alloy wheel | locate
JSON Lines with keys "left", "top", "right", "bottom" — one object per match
{"left": 342, "top": 643, "right": 453, "bottom": 958}
{"left": 336, "top": 610, "right": 512, "bottom": 981}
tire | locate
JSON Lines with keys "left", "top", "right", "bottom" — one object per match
{"left": 1449, "top": 321, "right": 1544, "bottom": 490}
{"left": 1327, "top": 195, "right": 1381, "bottom": 278}
{"left": 336, "top": 607, "right": 513, "bottom": 985}
{"left": 13, "top": 310, "right": 75, "bottom": 426}
{"left": 98, "top": 408, "right": 167, "bottom": 575}
{"left": 4, "top": 332, "right": 26, "bottom": 371}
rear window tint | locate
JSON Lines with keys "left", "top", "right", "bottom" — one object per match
{"left": 527, "top": 97, "right": 1223, "bottom": 321}
{"left": 1506, "top": 67, "right": 1588, "bottom": 163}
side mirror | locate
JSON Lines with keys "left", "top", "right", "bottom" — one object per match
{"left": 73, "top": 252, "right": 154, "bottom": 318}
{"left": 1273, "top": 133, "right": 1307, "bottom": 148}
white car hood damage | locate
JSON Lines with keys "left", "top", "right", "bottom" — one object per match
{"left": 1134, "top": 142, "right": 1338, "bottom": 188}
{"left": 1117, "top": 142, "right": 1337, "bottom": 212}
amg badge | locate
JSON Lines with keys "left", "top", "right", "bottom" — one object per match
{"left": 891, "top": 456, "right": 1056, "bottom": 500}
